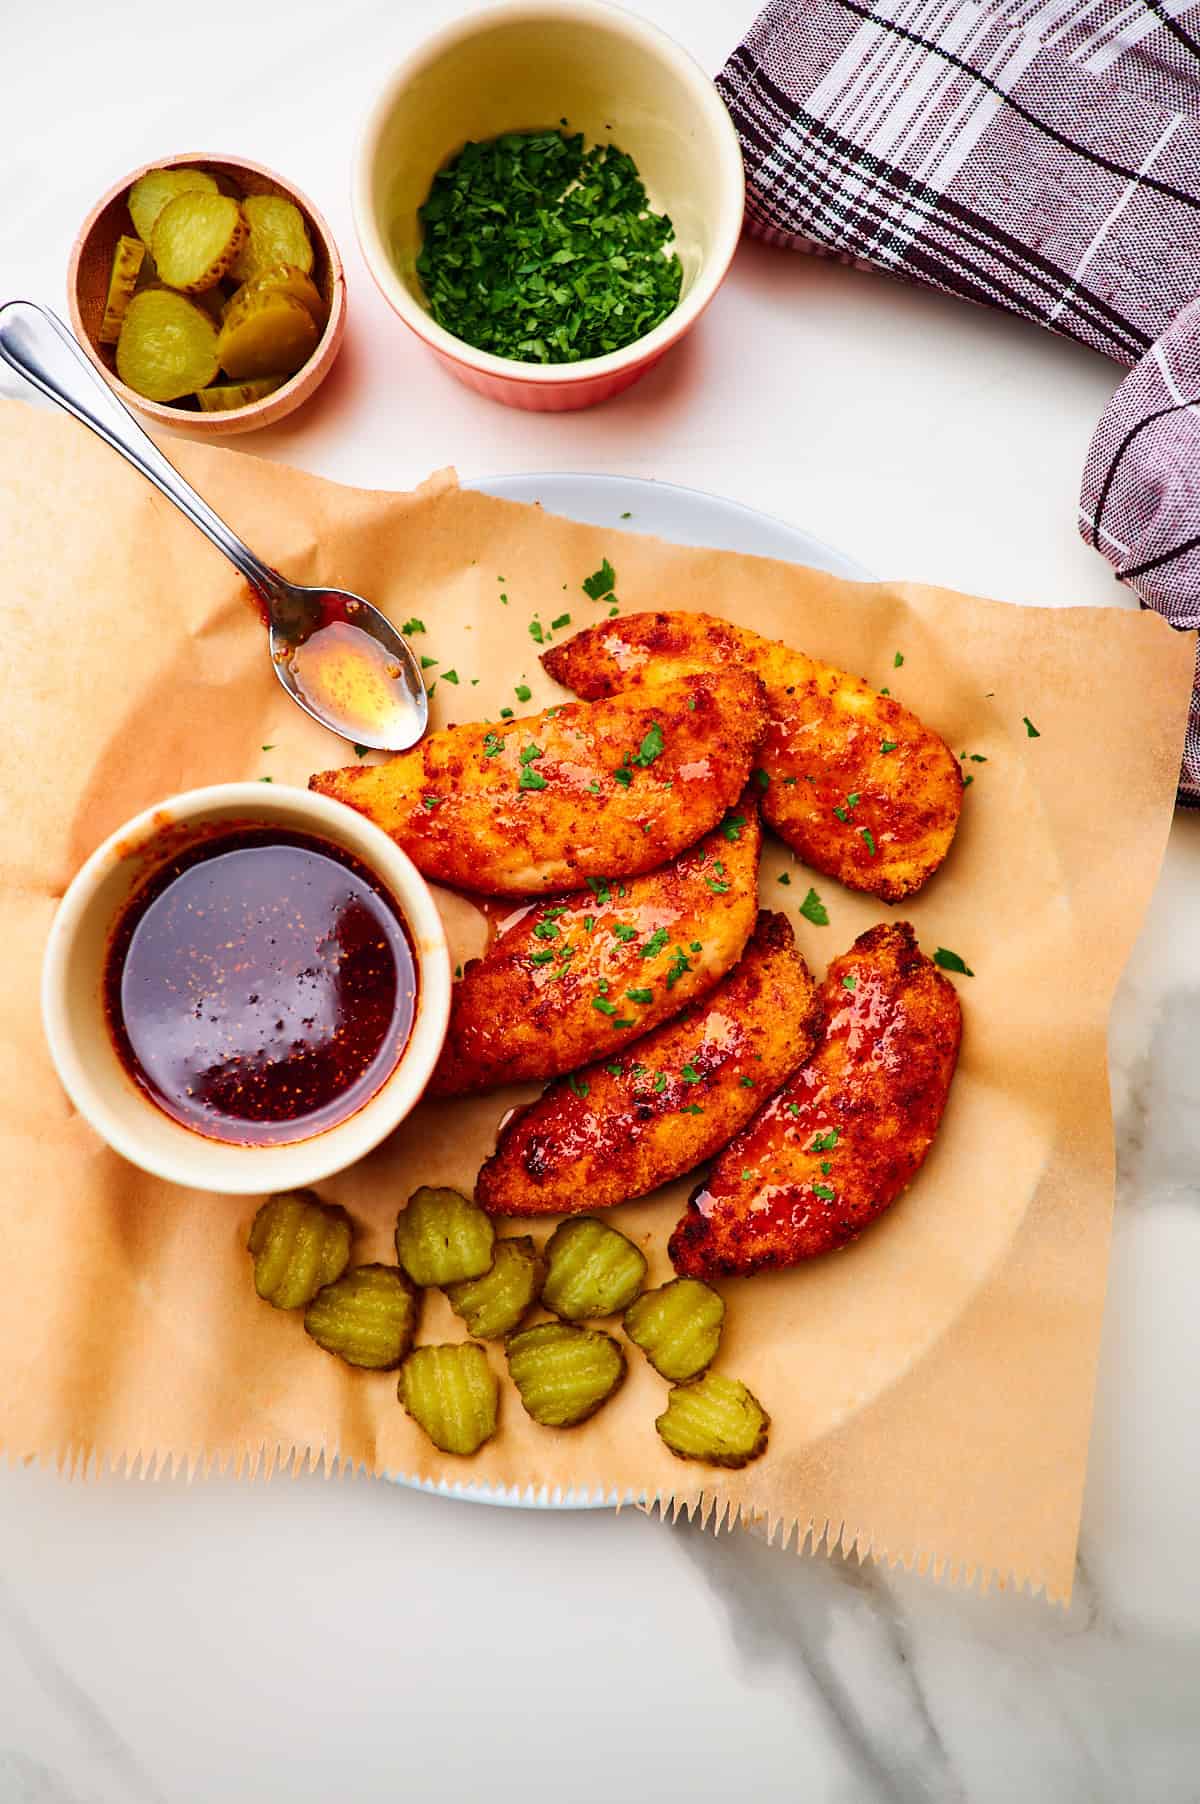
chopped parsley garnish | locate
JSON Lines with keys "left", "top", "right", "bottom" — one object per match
{"left": 626, "top": 987, "right": 653, "bottom": 1005}
{"left": 813, "top": 1183, "right": 835, "bottom": 1201}
{"left": 810, "top": 1129, "right": 839, "bottom": 1152}
{"left": 583, "top": 915, "right": 596, "bottom": 934}
{"left": 842, "top": 974, "right": 857, "bottom": 991}
{"left": 583, "top": 557, "right": 617, "bottom": 600}
{"left": 847, "top": 792, "right": 861, "bottom": 809}
{"left": 665, "top": 946, "right": 692, "bottom": 988}
{"left": 258, "top": 775, "right": 273, "bottom": 783}
{"left": 532, "top": 920, "right": 560, "bottom": 940}
{"left": 970, "top": 753, "right": 988, "bottom": 762}
{"left": 679, "top": 1104, "right": 704, "bottom": 1116}
{"left": 741, "top": 1168, "right": 754, "bottom": 1181}
{"left": 587, "top": 780, "right": 601, "bottom": 793}
{"left": 401, "top": 617, "right": 425, "bottom": 635}
{"left": 1024, "top": 716, "right": 1040, "bottom": 738}
{"left": 613, "top": 1017, "right": 634, "bottom": 1029}
{"left": 777, "top": 872, "right": 791, "bottom": 886}
{"left": 740, "top": 1076, "right": 755, "bottom": 1089}
{"left": 821, "top": 1160, "right": 832, "bottom": 1174}
{"left": 528, "top": 619, "right": 545, "bottom": 645}
{"left": 588, "top": 877, "right": 613, "bottom": 904}
{"left": 893, "top": 651, "right": 904, "bottom": 668}
{"left": 799, "top": 887, "right": 829, "bottom": 926}
{"left": 860, "top": 826, "right": 877, "bottom": 857}
{"left": 500, "top": 707, "right": 514, "bottom": 719}
{"left": 514, "top": 683, "right": 532, "bottom": 702}
{"left": 454, "top": 964, "right": 463, "bottom": 979}
{"left": 690, "top": 941, "right": 701, "bottom": 953}
{"left": 963, "top": 774, "right": 974, "bottom": 787}
{"left": 422, "top": 794, "right": 442, "bottom": 809}
{"left": 592, "top": 996, "right": 618, "bottom": 1016}
{"left": 613, "top": 922, "right": 638, "bottom": 942}
{"left": 530, "top": 949, "right": 555, "bottom": 965}
{"left": 613, "top": 766, "right": 632, "bottom": 787}
{"left": 420, "top": 655, "right": 438, "bottom": 670}
{"left": 566, "top": 1075, "right": 589, "bottom": 1098}
{"left": 753, "top": 768, "right": 770, "bottom": 791}
{"left": 353, "top": 744, "right": 369, "bottom": 759}
{"left": 833, "top": 806, "right": 848, "bottom": 823}
{"left": 880, "top": 740, "right": 898, "bottom": 754}
{"left": 483, "top": 732, "right": 504, "bottom": 757}
{"left": 785, "top": 1103, "right": 801, "bottom": 1118}
{"left": 705, "top": 867, "right": 730, "bottom": 893}
{"left": 680, "top": 1064, "right": 701, "bottom": 1084}
{"left": 934, "top": 946, "right": 975, "bottom": 976}
{"left": 519, "top": 742, "right": 543, "bottom": 765}
{"left": 631, "top": 721, "right": 664, "bottom": 767}
{"left": 551, "top": 612, "right": 571, "bottom": 631}
{"left": 720, "top": 813, "right": 746, "bottom": 842}
{"left": 605, "top": 1063, "right": 623, "bottom": 1077}
{"left": 519, "top": 766, "right": 548, "bottom": 790}
{"left": 260, "top": 742, "right": 275, "bottom": 751}
{"left": 442, "top": 668, "right": 460, "bottom": 685}
{"left": 653, "top": 1072, "right": 668, "bottom": 1093}
{"left": 641, "top": 926, "right": 669, "bottom": 959}
{"left": 621, "top": 511, "right": 632, "bottom": 519}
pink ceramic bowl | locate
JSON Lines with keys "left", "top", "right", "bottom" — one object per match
{"left": 353, "top": 1, "right": 745, "bottom": 411}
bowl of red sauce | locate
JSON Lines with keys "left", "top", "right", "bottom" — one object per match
{"left": 42, "top": 784, "right": 451, "bottom": 1193}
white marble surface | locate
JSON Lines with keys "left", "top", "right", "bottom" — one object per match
{"left": 4, "top": 1, "right": 1200, "bottom": 1797}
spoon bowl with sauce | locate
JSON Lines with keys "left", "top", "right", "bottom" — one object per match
{"left": 0, "top": 301, "right": 428, "bottom": 752}
{"left": 42, "top": 784, "right": 451, "bottom": 1193}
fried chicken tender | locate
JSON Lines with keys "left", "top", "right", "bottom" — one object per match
{"left": 542, "top": 611, "right": 962, "bottom": 901}
{"left": 474, "top": 912, "right": 820, "bottom": 1216}
{"left": 309, "top": 669, "right": 767, "bottom": 896}
{"left": 429, "top": 798, "right": 762, "bottom": 1096}
{"left": 669, "top": 922, "right": 961, "bottom": 1278}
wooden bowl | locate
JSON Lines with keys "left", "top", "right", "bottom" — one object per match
{"left": 68, "top": 152, "right": 346, "bottom": 437}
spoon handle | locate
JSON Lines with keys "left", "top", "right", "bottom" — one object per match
{"left": 0, "top": 300, "right": 285, "bottom": 606}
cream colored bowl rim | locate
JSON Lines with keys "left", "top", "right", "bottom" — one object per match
{"left": 41, "top": 783, "right": 451, "bottom": 1194}
{"left": 352, "top": 0, "right": 746, "bottom": 384}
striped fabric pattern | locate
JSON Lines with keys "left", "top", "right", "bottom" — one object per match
{"left": 719, "top": 0, "right": 1200, "bottom": 801}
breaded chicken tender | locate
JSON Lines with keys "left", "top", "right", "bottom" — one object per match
{"left": 669, "top": 922, "right": 961, "bottom": 1277}
{"left": 430, "top": 799, "right": 762, "bottom": 1096}
{"left": 475, "top": 912, "right": 820, "bottom": 1216}
{"left": 542, "top": 611, "right": 962, "bottom": 901}
{"left": 310, "top": 669, "right": 767, "bottom": 896}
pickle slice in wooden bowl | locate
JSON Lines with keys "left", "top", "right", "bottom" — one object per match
{"left": 217, "top": 288, "right": 319, "bottom": 381}
{"left": 232, "top": 193, "right": 314, "bottom": 281}
{"left": 228, "top": 263, "right": 326, "bottom": 328}
{"left": 97, "top": 236, "right": 145, "bottom": 345}
{"left": 115, "top": 289, "right": 220, "bottom": 402}
{"left": 127, "top": 166, "right": 217, "bottom": 246}
{"left": 151, "top": 192, "right": 247, "bottom": 293}
{"left": 195, "top": 376, "right": 287, "bottom": 412}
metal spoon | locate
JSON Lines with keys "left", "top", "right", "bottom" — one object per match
{"left": 0, "top": 301, "right": 428, "bottom": 751}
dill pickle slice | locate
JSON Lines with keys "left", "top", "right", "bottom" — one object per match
{"left": 303, "top": 1263, "right": 419, "bottom": 1369}
{"left": 541, "top": 1216, "right": 647, "bottom": 1321}
{"left": 127, "top": 166, "right": 218, "bottom": 246}
{"left": 444, "top": 1235, "right": 545, "bottom": 1339}
{"left": 216, "top": 290, "right": 319, "bottom": 381}
{"left": 232, "top": 193, "right": 314, "bottom": 282}
{"left": 115, "top": 289, "right": 220, "bottom": 402}
{"left": 98, "top": 235, "right": 145, "bottom": 345}
{"left": 230, "top": 263, "right": 326, "bottom": 328}
{"left": 247, "top": 1188, "right": 352, "bottom": 1310}
{"left": 195, "top": 376, "right": 286, "bottom": 412}
{"left": 151, "top": 192, "right": 247, "bottom": 293}
{"left": 655, "top": 1373, "right": 769, "bottom": 1468}
{"left": 506, "top": 1321, "right": 626, "bottom": 1427}
{"left": 394, "top": 1186, "right": 496, "bottom": 1288}
{"left": 399, "top": 1343, "right": 499, "bottom": 1455}
{"left": 623, "top": 1278, "right": 725, "bottom": 1382}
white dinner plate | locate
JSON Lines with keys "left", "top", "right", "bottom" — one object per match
{"left": 387, "top": 472, "right": 870, "bottom": 1510}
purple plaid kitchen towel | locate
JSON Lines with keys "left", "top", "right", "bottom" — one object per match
{"left": 718, "top": 0, "right": 1200, "bottom": 801}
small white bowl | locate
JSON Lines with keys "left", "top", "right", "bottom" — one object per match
{"left": 354, "top": 0, "right": 745, "bottom": 410}
{"left": 41, "top": 784, "right": 451, "bottom": 1195}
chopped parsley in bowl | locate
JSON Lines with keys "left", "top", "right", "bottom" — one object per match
{"left": 416, "top": 129, "right": 683, "bottom": 364}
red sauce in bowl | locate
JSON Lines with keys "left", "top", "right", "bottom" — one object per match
{"left": 103, "top": 826, "right": 417, "bottom": 1145}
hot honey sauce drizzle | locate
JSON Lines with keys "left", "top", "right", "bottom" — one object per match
{"left": 104, "top": 826, "right": 417, "bottom": 1145}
